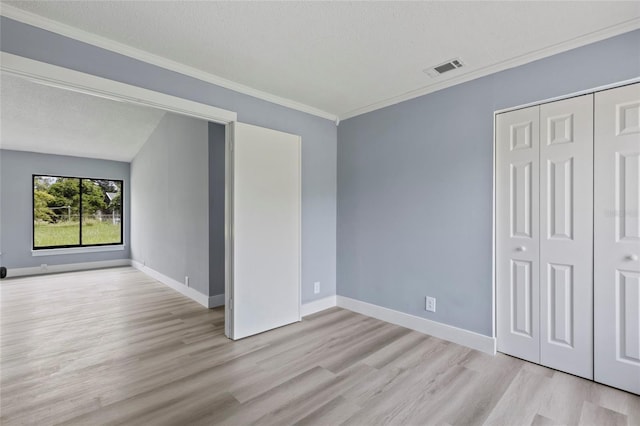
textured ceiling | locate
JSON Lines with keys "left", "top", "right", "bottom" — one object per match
{"left": 2, "top": 1, "right": 640, "bottom": 119}
{"left": 0, "top": 74, "right": 166, "bottom": 161}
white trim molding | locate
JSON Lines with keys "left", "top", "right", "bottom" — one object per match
{"left": 301, "top": 295, "right": 337, "bottom": 317}
{"left": 340, "top": 18, "right": 640, "bottom": 120}
{"left": 493, "top": 76, "right": 640, "bottom": 115}
{"left": 337, "top": 295, "right": 496, "bottom": 355}
{"left": 5, "top": 258, "right": 225, "bottom": 308}
{"left": 0, "top": 4, "right": 338, "bottom": 122}
{"left": 5, "top": 259, "right": 130, "bottom": 278}
{"left": 1, "top": 4, "right": 636, "bottom": 122}
{"left": 209, "top": 294, "right": 225, "bottom": 308}
{"left": 130, "top": 260, "right": 213, "bottom": 308}
{"left": 32, "top": 244, "right": 125, "bottom": 257}
{"left": 0, "top": 52, "right": 237, "bottom": 124}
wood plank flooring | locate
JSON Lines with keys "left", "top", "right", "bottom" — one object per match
{"left": 1, "top": 267, "right": 638, "bottom": 425}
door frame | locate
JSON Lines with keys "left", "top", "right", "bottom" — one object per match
{"left": 1, "top": 52, "right": 239, "bottom": 308}
{"left": 492, "top": 76, "right": 640, "bottom": 344}
{"left": 0, "top": 52, "right": 237, "bottom": 124}
{"left": 225, "top": 124, "right": 235, "bottom": 338}
{"left": 2, "top": 53, "right": 303, "bottom": 337}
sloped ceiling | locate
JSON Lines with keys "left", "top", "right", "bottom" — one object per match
{"left": 0, "top": 74, "right": 166, "bottom": 161}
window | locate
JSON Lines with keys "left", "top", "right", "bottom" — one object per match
{"left": 33, "top": 175, "right": 123, "bottom": 249}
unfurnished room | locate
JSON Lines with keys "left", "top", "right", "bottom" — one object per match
{"left": 0, "top": 1, "right": 639, "bottom": 425}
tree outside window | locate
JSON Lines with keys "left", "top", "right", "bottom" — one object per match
{"left": 33, "top": 175, "right": 123, "bottom": 249}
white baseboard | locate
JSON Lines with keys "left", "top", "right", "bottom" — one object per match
{"left": 209, "top": 293, "right": 225, "bottom": 308}
{"left": 301, "top": 295, "right": 337, "bottom": 317}
{"left": 6, "top": 259, "right": 130, "bottom": 278}
{"left": 5, "top": 257, "right": 223, "bottom": 309}
{"left": 337, "top": 295, "right": 496, "bottom": 355}
{"left": 4, "top": 260, "right": 494, "bottom": 353}
{"left": 130, "top": 260, "right": 211, "bottom": 308}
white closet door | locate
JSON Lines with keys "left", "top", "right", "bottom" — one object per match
{"left": 594, "top": 82, "right": 640, "bottom": 394}
{"left": 539, "top": 94, "right": 593, "bottom": 379}
{"left": 226, "top": 122, "right": 301, "bottom": 340}
{"left": 497, "top": 106, "right": 541, "bottom": 363}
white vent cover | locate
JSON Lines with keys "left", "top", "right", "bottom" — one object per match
{"left": 424, "top": 58, "right": 464, "bottom": 78}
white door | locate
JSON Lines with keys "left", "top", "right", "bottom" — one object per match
{"left": 594, "top": 82, "right": 640, "bottom": 394}
{"left": 225, "top": 122, "right": 301, "bottom": 340}
{"left": 497, "top": 105, "right": 541, "bottom": 363}
{"left": 539, "top": 94, "right": 593, "bottom": 379}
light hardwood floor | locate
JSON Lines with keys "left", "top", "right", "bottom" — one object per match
{"left": 1, "top": 267, "right": 638, "bottom": 425}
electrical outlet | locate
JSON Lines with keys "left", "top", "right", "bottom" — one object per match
{"left": 185, "top": 276, "right": 190, "bottom": 287}
{"left": 313, "top": 281, "right": 321, "bottom": 294}
{"left": 426, "top": 296, "right": 436, "bottom": 312}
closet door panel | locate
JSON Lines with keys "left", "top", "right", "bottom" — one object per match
{"left": 595, "top": 82, "right": 640, "bottom": 395}
{"left": 497, "top": 106, "right": 541, "bottom": 363}
{"left": 540, "top": 94, "right": 593, "bottom": 379}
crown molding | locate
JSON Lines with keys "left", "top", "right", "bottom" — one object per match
{"left": 339, "top": 17, "right": 640, "bottom": 120}
{"left": 0, "top": 52, "right": 237, "bottom": 125}
{"left": 2, "top": 4, "right": 638, "bottom": 123}
{"left": 0, "top": 4, "right": 339, "bottom": 122}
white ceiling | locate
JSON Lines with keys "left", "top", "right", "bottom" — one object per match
{"left": 2, "top": 1, "right": 640, "bottom": 119}
{"left": 0, "top": 74, "right": 166, "bottom": 161}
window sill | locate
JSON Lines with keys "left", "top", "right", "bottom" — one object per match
{"left": 32, "top": 245, "right": 126, "bottom": 257}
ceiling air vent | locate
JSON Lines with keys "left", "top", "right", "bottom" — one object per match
{"left": 424, "top": 58, "right": 464, "bottom": 78}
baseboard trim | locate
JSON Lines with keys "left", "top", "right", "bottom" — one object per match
{"left": 209, "top": 293, "right": 225, "bottom": 308}
{"left": 6, "top": 258, "right": 224, "bottom": 309}
{"left": 5, "top": 259, "right": 130, "bottom": 278}
{"left": 336, "top": 295, "right": 496, "bottom": 355}
{"left": 130, "top": 260, "right": 211, "bottom": 308}
{"left": 4, "top": 260, "right": 494, "bottom": 353}
{"left": 301, "top": 295, "right": 337, "bottom": 317}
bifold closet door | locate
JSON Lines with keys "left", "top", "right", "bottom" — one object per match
{"left": 594, "top": 82, "right": 640, "bottom": 394}
{"left": 539, "top": 94, "right": 593, "bottom": 379}
{"left": 497, "top": 96, "right": 594, "bottom": 376}
{"left": 497, "top": 105, "right": 541, "bottom": 364}
{"left": 226, "top": 122, "right": 301, "bottom": 340}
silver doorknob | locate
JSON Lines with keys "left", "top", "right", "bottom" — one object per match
{"left": 516, "top": 246, "right": 527, "bottom": 252}
{"left": 628, "top": 254, "right": 638, "bottom": 261}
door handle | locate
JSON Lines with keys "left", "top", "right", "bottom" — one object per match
{"left": 627, "top": 254, "right": 638, "bottom": 261}
{"left": 515, "top": 246, "right": 527, "bottom": 252}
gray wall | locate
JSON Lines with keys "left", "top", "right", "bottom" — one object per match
{"left": 337, "top": 29, "right": 640, "bottom": 336}
{"left": 130, "top": 113, "right": 210, "bottom": 296}
{"left": 209, "top": 122, "right": 226, "bottom": 297}
{"left": 0, "top": 149, "right": 131, "bottom": 268}
{"left": 0, "top": 17, "right": 337, "bottom": 304}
